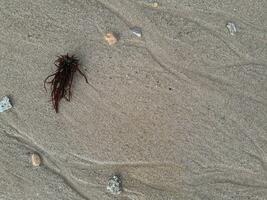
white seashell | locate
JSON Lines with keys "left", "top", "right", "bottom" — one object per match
{"left": 130, "top": 27, "right": 142, "bottom": 37}
{"left": 226, "top": 22, "right": 237, "bottom": 35}
{"left": 107, "top": 175, "right": 122, "bottom": 195}
{"left": 31, "top": 153, "right": 42, "bottom": 167}
{"left": 0, "top": 96, "right": 12, "bottom": 112}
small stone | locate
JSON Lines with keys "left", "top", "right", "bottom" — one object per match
{"left": 107, "top": 175, "right": 122, "bottom": 195}
{"left": 104, "top": 32, "right": 118, "bottom": 45}
{"left": 130, "top": 27, "right": 142, "bottom": 37}
{"left": 226, "top": 22, "right": 237, "bottom": 35}
{"left": 0, "top": 96, "right": 12, "bottom": 112}
{"left": 31, "top": 153, "right": 41, "bottom": 167}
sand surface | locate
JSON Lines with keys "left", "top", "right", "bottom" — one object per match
{"left": 0, "top": 0, "right": 266, "bottom": 199}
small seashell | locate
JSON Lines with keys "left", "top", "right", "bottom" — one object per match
{"left": 0, "top": 96, "right": 12, "bottom": 112}
{"left": 130, "top": 27, "right": 142, "bottom": 37}
{"left": 31, "top": 153, "right": 42, "bottom": 167}
{"left": 104, "top": 32, "right": 118, "bottom": 45}
{"left": 151, "top": 2, "right": 159, "bottom": 8}
{"left": 144, "top": 1, "right": 159, "bottom": 8}
{"left": 226, "top": 22, "right": 237, "bottom": 35}
{"left": 107, "top": 175, "right": 122, "bottom": 195}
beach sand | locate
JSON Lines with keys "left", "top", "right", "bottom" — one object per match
{"left": 0, "top": 0, "right": 266, "bottom": 199}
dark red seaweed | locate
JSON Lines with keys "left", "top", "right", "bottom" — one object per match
{"left": 44, "top": 54, "right": 88, "bottom": 113}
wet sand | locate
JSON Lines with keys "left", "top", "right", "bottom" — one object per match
{"left": 0, "top": 0, "right": 266, "bottom": 199}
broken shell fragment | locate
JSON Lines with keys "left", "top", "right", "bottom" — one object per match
{"left": 107, "top": 175, "right": 122, "bottom": 195}
{"left": 130, "top": 26, "right": 142, "bottom": 37}
{"left": 0, "top": 96, "right": 12, "bottom": 112}
{"left": 31, "top": 153, "right": 42, "bottom": 167}
{"left": 104, "top": 32, "right": 118, "bottom": 45}
{"left": 226, "top": 22, "right": 237, "bottom": 35}
{"left": 145, "top": 1, "right": 159, "bottom": 8}
{"left": 151, "top": 2, "right": 159, "bottom": 7}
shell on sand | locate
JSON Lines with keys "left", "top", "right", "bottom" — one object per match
{"left": 31, "top": 153, "right": 41, "bottom": 167}
{"left": 104, "top": 32, "right": 118, "bottom": 45}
